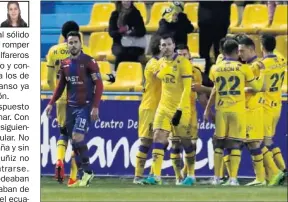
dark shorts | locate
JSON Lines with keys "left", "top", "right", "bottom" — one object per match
{"left": 65, "top": 105, "right": 91, "bottom": 137}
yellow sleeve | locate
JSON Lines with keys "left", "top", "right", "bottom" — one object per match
{"left": 178, "top": 58, "right": 192, "bottom": 110}
{"left": 194, "top": 66, "right": 203, "bottom": 84}
{"left": 46, "top": 48, "right": 55, "bottom": 90}
{"left": 156, "top": 60, "right": 167, "bottom": 79}
{"left": 243, "top": 64, "right": 264, "bottom": 92}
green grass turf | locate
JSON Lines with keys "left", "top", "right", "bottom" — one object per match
{"left": 41, "top": 177, "right": 287, "bottom": 202}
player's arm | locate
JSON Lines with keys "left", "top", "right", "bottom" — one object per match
{"left": 192, "top": 84, "right": 212, "bottom": 94}
{"left": 178, "top": 59, "right": 193, "bottom": 110}
{"left": 46, "top": 48, "right": 55, "bottom": 90}
{"left": 171, "top": 59, "right": 192, "bottom": 126}
{"left": 244, "top": 63, "right": 265, "bottom": 92}
{"left": 88, "top": 59, "right": 104, "bottom": 109}
{"left": 48, "top": 68, "right": 66, "bottom": 105}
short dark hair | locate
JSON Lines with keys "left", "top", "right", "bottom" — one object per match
{"left": 233, "top": 34, "right": 249, "bottom": 43}
{"left": 176, "top": 44, "right": 189, "bottom": 51}
{"left": 223, "top": 39, "right": 239, "bottom": 55}
{"left": 261, "top": 34, "right": 276, "bottom": 52}
{"left": 66, "top": 31, "right": 81, "bottom": 42}
{"left": 150, "top": 35, "right": 161, "bottom": 56}
{"left": 238, "top": 37, "right": 255, "bottom": 49}
{"left": 160, "top": 34, "right": 175, "bottom": 43}
{"left": 62, "top": 21, "right": 79, "bottom": 39}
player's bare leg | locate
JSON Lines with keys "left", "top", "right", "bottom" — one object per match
{"left": 134, "top": 138, "right": 153, "bottom": 184}
{"left": 170, "top": 140, "right": 183, "bottom": 185}
{"left": 211, "top": 138, "right": 225, "bottom": 185}
{"left": 55, "top": 126, "right": 68, "bottom": 183}
{"left": 222, "top": 139, "right": 242, "bottom": 186}
{"left": 245, "top": 141, "right": 266, "bottom": 186}
{"left": 262, "top": 138, "right": 285, "bottom": 186}
{"left": 70, "top": 132, "right": 94, "bottom": 188}
{"left": 179, "top": 138, "right": 196, "bottom": 186}
{"left": 144, "top": 129, "right": 169, "bottom": 185}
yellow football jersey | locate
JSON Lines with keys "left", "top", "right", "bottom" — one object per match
{"left": 216, "top": 54, "right": 224, "bottom": 65}
{"left": 245, "top": 57, "right": 264, "bottom": 109}
{"left": 191, "top": 66, "right": 202, "bottom": 108}
{"left": 46, "top": 43, "right": 91, "bottom": 101}
{"left": 157, "top": 54, "right": 193, "bottom": 112}
{"left": 262, "top": 54, "right": 287, "bottom": 109}
{"left": 209, "top": 59, "right": 260, "bottom": 112}
{"left": 139, "top": 56, "right": 161, "bottom": 110}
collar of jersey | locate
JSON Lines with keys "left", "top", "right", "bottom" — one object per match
{"left": 164, "top": 53, "right": 178, "bottom": 61}
{"left": 263, "top": 54, "right": 277, "bottom": 59}
{"left": 247, "top": 55, "right": 258, "bottom": 64}
{"left": 224, "top": 57, "right": 238, "bottom": 61}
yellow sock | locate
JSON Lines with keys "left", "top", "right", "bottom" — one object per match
{"left": 219, "top": 159, "right": 224, "bottom": 178}
{"left": 251, "top": 154, "right": 265, "bottom": 182}
{"left": 149, "top": 166, "right": 153, "bottom": 175}
{"left": 229, "top": 149, "right": 241, "bottom": 178}
{"left": 262, "top": 146, "right": 280, "bottom": 177}
{"left": 185, "top": 151, "right": 196, "bottom": 176}
{"left": 57, "top": 139, "right": 67, "bottom": 161}
{"left": 272, "top": 147, "right": 286, "bottom": 171}
{"left": 135, "top": 150, "right": 148, "bottom": 177}
{"left": 170, "top": 153, "right": 182, "bottom": 180}
{"left": 182, "top": 164, "right": 187, "bottom": 177}
{"left": 152, "top": 148, "right": 164, "bottom": 177}
{"left": 214, "top": 148, "right": 223, "bottom": 177}
{"left": 69, "top": 152, "right": 78, "bottom": 181}
{"left": 223, "top": 155, "right": 231, "bottom": 177}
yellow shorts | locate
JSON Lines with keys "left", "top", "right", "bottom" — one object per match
{"left": 56, "top": 101, "right": 66, "bottom": 127}
{"left": 246, "top": 107, "right": 264, "bottom": 141}
{"left": 264, "top": 107, "right": 281, "bottom": 139}
{"left": 153, "top": 109, "right": 191, "bottom": 141}
{"left": 215, "top": 111, "right": 246, "bottom": 141}
{"left": 138, "top": 108, "right": 156, "bottom": 139}
{"left": 190, "top": 110, "right": 198, "bottom": 140}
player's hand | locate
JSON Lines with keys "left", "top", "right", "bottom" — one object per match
{"left": 106, "top": 73, "right": 115, "bottom": 83}
{"left": 45, "top": 105, "right": 53, "bottom": 118}
{"left": 191, "top": 83, "right": 202, "bottom": 92}
{"left": 171, "top": 110, "right": 182, "bottom": 126}
{"left": 90, "top": 107, "right": 99, "bottom": 121}
{"left": 203, "top": 108, "right": 211, "bottom": 122}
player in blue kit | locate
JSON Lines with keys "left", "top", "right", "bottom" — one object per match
{"left": 45, "top": 31, "right": 104, "bottom": 187}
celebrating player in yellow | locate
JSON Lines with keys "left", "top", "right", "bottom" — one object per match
{"left": 133, "top": 36, "right": 163, "bottom": 184}
{"left": 260, "top": 34, "right": 286, "bottom": 185}
{"left": 46, "top": 21, "right": 115, "bottom": 185}
{"left": 238, "top": 37, "right": 267, "bottom": 186}
{"left": 204, "top": 39, "right": 265, "bottom": 186}
{"left": 176, "top": 44, "right": 207, "bottom": 184}
{"left": 144, "top": 35, "right": 193, "bottom": 186}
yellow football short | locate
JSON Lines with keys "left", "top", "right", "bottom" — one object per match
{"left": 56, "top": 100, "right": 66, "bottom": 127}
{"left": 246, "top": 107, "right": 264, "bottom": 142}
{"left": 215, "top": 110, "right": 246, "bottom": 141}
{"left": 138, "top": 108, "right": 156, "bottom": 139}
{"left": 264, "top": 107, "right": 281, "bottom": 139}
{"left": 190, "top": 109, "right": 198, "bottom": 140}
{"left": 153, "top": 109, "right": 191, "bottom": 141}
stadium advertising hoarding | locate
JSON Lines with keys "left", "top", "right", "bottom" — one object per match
{"left": 41, "top": 99, "right": 287, "bottom": 177}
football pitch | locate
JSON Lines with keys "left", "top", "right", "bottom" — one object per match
{"left": 41, "top": 177, "right": 287, "bottom": 201}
